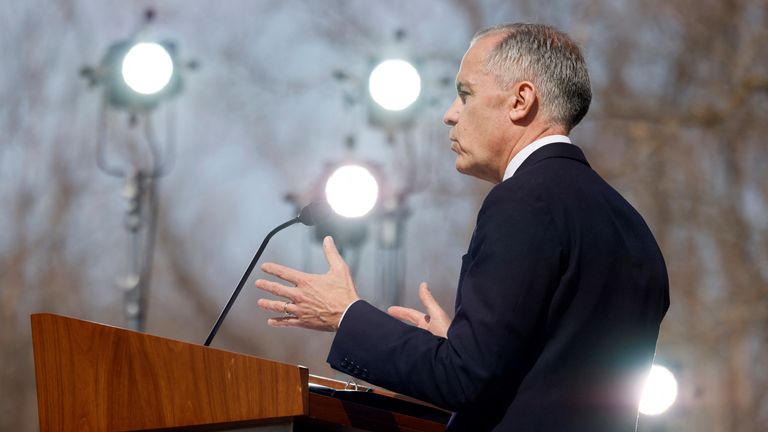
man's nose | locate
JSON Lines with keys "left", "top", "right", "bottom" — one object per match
{"left": 443, "top": 97, "right": 460, "bottom": 126}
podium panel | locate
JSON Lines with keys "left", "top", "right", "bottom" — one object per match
{"left": 31, "top": 314, "right": 307, "bottom": 431}
{"left": 31, "top": 314, "right": 448, "bottom": 431}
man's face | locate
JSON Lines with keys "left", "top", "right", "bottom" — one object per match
{"left": 443, "top": 35, "right": 514, "bottom": 183}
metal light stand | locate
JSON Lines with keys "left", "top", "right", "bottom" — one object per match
{"left": 81, "top": 9, "right": 191, "bottom": 332}
{"left": 97, "top": 108, "right": 174, "bottom": 332}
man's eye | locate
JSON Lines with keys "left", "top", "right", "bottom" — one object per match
{"left": 459, "top": 91, "right": 470, "bottom": 102}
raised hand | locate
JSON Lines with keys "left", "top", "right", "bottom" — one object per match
{"left": 387, "top": 282, "right": 451, "bottom": 338}
{"left": 255, "top": 236, "right": 360, "bottom": 332}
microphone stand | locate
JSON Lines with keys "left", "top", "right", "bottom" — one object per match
{"left": 203, "top": 201, "right": 331, "bottom": 346}
{"left": 204, "top": 217, "right": 299, "bottom": 346}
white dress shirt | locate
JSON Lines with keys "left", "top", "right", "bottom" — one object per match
{"left": 502, "top": 135, "right": 571, "bottom": 181}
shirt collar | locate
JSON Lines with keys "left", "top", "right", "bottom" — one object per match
{"left": 502, "top": 135, "right": 572, "bottom": 181}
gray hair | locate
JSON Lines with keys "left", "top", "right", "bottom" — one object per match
{"left": 472, "top": 23, "right": 592, "bottom": 131}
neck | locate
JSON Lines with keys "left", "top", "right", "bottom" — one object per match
{"left": 498, "top": 124, "right": 568, "bottom": 180}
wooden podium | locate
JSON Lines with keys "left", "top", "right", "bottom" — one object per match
{"left": 31, "top": 313, "right": 449, "bottom": 431}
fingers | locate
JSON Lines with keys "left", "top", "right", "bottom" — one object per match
{"left": 386, "top": 283, "right": 445, "bottom": 329}
{"left": 259, "top": 299, "right": 302, "bottom": 328}
{"left": 255, "top": 278, "right": 295, "bottom": 299}
{"left": 257, "top": 298, "right": 298, "bottom": 315}
{"left": 322, "top": 236, "right": 346, "bottom": 271}
{"left": 387, "top": 306, "right": 427, "bottom": 326}
{"left": 267, "top": 316, "right": 302, "bottom": 327}
{"left": 261, "top": 262, "right": 305, "bottom": 284}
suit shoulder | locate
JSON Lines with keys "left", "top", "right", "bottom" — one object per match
{"left": 483, "top": 157, "right": 587, "bottom": 210}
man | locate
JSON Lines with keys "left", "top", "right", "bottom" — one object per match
{"left": 255, "top": 23, "right": 669, "bottom": 431}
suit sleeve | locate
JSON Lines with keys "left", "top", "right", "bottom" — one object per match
{"left": 327, "top": 184, "right": 562, "bottom": 411}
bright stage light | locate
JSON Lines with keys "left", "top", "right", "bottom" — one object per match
{"left": 121, "top": 42, "right": 175, "bottom": 95}
{"left": 368, "top": 59, "right": 421, "bottom": 111}
{"left": 325, "top": 165, "right": 379, "bottom": 218}
{"left": 639, "top": 364, "right": 678, "bottom": 416}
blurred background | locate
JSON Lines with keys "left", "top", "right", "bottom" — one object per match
{"left": 1, "top": 0, "right": 767, "bottom": 430}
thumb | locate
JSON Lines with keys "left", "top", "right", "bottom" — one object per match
{"left": 418, "top": 282, "right": 444, "bottom": 315}
{"left": 322, "top": 236, "right": 346, "bottom": 271}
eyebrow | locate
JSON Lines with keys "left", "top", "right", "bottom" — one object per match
{"left": 456, "top": 80, "right": 473, "bottom": 92}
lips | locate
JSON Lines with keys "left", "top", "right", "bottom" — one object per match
{"left": 450, "top": 138, "right": 460, "bottom": 154}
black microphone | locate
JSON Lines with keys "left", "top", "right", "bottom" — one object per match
{"left": 297, "top": 200, "right": 334, "bottom": 226}
{"left": 203, "top": 201, "right": 333, "bottom": 346}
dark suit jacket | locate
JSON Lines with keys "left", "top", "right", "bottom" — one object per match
{"left": 327, "top": 143, "right": 670, "bottom": 431}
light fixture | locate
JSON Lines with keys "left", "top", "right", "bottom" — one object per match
{"left": 82, "top": 39, "right": 184, "bottom": 111}
{"left": 639, "top": 364, "right": 678, "bottom": 416}
{"left": 79, "top": 8, "right": 193, "bottom": 332}
{"left": 368, "top": 59, "right": 421, "bottom": 111}
{"left": 325, "top": 164, "right": 379, "bottom": 218}
{"left": 121, "top": 42, "right": 175, "bottom": 95}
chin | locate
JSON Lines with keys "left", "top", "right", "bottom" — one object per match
{"left": 455, "top": 161, "right": 473, "bottom": 177}
{"left": 455, "top": 161, "right": 494, "bottom": 183}
{"left": 455, "top": 160, "right": 467, "bottom": 173}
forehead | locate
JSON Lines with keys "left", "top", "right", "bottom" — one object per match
{"left": 456, "top": 33, "right": 506, "bottom": 85}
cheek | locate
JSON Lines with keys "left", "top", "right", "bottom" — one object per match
{"left": 457, "top": 112, "right": 479, "bottom": 141}
{"left": 459, "top": 117, "right": 489, "bottom": 151}
{"left": 461, "top": 106, "right": 493, "bottom": 132}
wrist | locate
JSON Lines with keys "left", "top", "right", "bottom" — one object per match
{"left": 336, "top": 298, "right": 363, "bottom": 330}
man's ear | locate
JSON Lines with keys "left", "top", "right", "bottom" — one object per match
{"left": 508, "top": 81, "right": 537, "bottom": 122}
